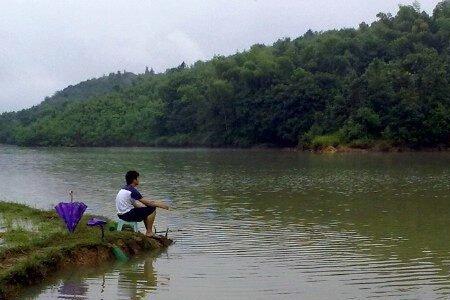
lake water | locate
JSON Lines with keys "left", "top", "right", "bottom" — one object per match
{"left": 1, "top": 145, "right": 449, "bottom": 299}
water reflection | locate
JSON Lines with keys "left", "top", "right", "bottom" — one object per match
{"left": 21, "top": 250, "right": 165, "bottom": 300}
{"left": 58, "top": 281, "right": 88, "bottom": 299}
{"left": 117, "top": 252, "right": 160, "bottom": 300}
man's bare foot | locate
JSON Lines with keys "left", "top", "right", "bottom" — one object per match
{"left": 145, "top": 233, "right": 160, "bottom": 239}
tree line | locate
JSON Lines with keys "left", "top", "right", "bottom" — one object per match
{"left": 0, "top": 1, "right": 449, "bottom": 149}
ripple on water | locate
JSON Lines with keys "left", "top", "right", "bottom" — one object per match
{"left": 2, "top": 148, "right": 449, "bottom": 299}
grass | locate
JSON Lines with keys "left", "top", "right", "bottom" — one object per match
{"left": 0, "top": 202, "right": 116, "bottom": 257}
{"left": 303, "top": 133, "right": 399, "bottom": 152}
{"left": 310, "top": 133, "right": 343, "bottom": 149}
{"left": 0, "top": 201, "right": 170, "bottom": 299}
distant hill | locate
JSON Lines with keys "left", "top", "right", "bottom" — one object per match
{"left": 44, "top": 71, "right": 137, "bottom": 105}
{"left": 0, "top": 1, "right": 449, "bottom": 149}
{"left": 11, "top": 71, "right": 137, "bottom": 126}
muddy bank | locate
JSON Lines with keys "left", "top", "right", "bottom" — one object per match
{"left": 311, "top": 145, "right": 450, "bottom": 154}
{"left": 273, "top": 144, "right": 450, "bottom": 154}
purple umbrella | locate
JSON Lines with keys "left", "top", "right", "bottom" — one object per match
{"left": 55, "top": 191, "right": 87, "bottom": 233}
{"left": 87, "top": 217, "right": 107, "bottom": 240}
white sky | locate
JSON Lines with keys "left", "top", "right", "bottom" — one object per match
{"left": 0, "top": 0, "right": 441, "bottom": 112}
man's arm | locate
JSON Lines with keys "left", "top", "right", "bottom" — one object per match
{"left": 139, "top": 198, "right": 170, "bottom": 210}
{"left": 129, "top": 187, "right": 170, "bottom": 210}
{"left": 132, "top": 200, "right": 147, "bottom": 208}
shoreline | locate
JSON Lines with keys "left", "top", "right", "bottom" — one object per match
{"left": 0, "top": 143, "right": 448, "bottom": 154}
{"left": 305, "top": 145, "right": 450, "bottom": 154}
{"left": 0, "top": 202, "right": 172, "bottom": 299}
{"left": 0, "top": 144, "right": 450, "bottom": 155}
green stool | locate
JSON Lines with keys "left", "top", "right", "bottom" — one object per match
{"left": 117, "top": 219, "right": 139, "bottom": 232}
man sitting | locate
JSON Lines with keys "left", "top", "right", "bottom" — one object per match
{"left": 115, "top": 170, "right": 169, "bottom": 238}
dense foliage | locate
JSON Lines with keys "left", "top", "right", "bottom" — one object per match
{"left": 1, "top": 2, "right": 449, "bottom": 148}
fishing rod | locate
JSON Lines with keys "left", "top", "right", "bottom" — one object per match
{"left": 154, "top": 228, "right": 185, "bottom": 234}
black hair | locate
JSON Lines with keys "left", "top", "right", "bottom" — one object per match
{"left": 125, "top": 170, "right": 139, "bottom": 185}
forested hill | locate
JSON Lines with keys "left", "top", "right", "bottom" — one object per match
{"left": 1, "top": 2, "right": 449, "bottom": 149}
{"left": 43, "top": 71, "right": 137, "bottom": 106}
{"left": 0, "top": 71, "right": 137, "bottom": 131}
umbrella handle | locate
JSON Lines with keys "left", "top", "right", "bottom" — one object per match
{"left": 69, "top": 190, "right": 74, "bottom": 202}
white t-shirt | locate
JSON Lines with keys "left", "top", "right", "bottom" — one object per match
{"left": 115, "top": 185, "right": 143, "bottom": 215}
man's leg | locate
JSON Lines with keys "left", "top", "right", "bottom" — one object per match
{"left": 143, "top": 211, "right": 156, "bottom": 237}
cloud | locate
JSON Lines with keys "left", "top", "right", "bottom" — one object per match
{"left": 166, "top": 31, "right": 205, "bottom": 64}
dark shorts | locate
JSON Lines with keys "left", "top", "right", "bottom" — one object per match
{"left": 118, "top": 206, "right": 156, "bottom": 222}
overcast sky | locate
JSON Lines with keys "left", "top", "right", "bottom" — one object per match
{"left": 0, "top": 0, "right": 441, "bottom": 112}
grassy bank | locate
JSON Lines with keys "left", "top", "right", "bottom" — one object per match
{"left": 0, "top": 202, "right": 171, "bottom": 299}
{"left": 296, "top": 132, "right": 450, "bottom": 153}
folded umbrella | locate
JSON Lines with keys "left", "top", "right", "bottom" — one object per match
{"left": 55, "top": 191, "right": 87, "bottom": 233}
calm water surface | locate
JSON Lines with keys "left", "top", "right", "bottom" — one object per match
{"left": 0, "top": 146, "right": 449, "bottom": 299}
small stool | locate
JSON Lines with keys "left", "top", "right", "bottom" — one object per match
{"left": 117, "top": 219, "right": 139, "bottom": 232}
